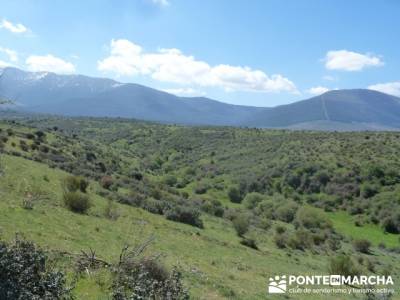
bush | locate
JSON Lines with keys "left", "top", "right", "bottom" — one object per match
{"left": 100, "top": 175, "right": 114, "bottom": 190}
{"left": 62, "top": 175, "right": 89, "bottom": 193}
{"left": 328, "top": 255, "right": 359, "bottom": 277}
{"left": 201, "top": 199, "right": 224, "bottom": 217}
{"left": 275, "top": 201, "right": 299, "bottom": 223}
{"left": 142, "top": 198, "right": 166, "bottom": 215}
{"left": 361, "top": 183, "right": 378, "bottom": 199}
{"left": 104, "top": 199, "right": 120, "bottom": 220}
{"left": 353, "top": 239, "right": 371, "bottom": 254}
{"left": 240, "top": 238, "right": 258, "bottom": 250}
{"left": 274, "top": 234, "right": 287, "bottom": 249}
{"left": 63, "top": 191, "right": 91, "bottom": 214}
{"left": 243, "top": 192, "right": 264, "bottom": 209}
{"left": 294, "top": 206, "right": 333, "bottom": 230}
{"left": 232, "top": 214, "right": 250, "bottom": 237}
{"left": 275, "top": 225, "right": 286, "bottom": 234}
{"left": 287, "top": 229, "right": 314, "bottom": 250}
{"left": 164, "top": 175, "right": 178, "bottom": 187}
{"left": 381, "top": 217, "right": 400, "bottom": 234}
{"left": 19, "top": 140, "right": 29, "bottom": 152}
{"left": 0, "top": 237, "right": 73, "bottom": 300}
{"left": 194, "top": 183, "right": 208, "bottom": 194}
{"left": 228, "top": 186, "right": 242, "bottom": 203}
{"left": 165, "top": 205, "right": 204, "bottom": 228}
{"left": 112, "top": 258, "right": 188, "bottom": 300}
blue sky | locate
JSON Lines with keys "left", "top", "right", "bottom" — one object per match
{"left": 0, "top": 0, "right": 399, "bottom": 106}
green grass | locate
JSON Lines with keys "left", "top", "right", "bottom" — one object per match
{"left": 327, "top": 211, "right": 400, "bottom": 248}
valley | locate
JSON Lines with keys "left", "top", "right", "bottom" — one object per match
{"left": 0, "top": 115, "right": 399, "bottom": 299}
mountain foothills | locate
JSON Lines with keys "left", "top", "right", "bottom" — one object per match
{"left": 1, "top": 67, "right": 400, "bottom": 130}
{"left": 0, "top": 115, "right": 400, "bottom": 299}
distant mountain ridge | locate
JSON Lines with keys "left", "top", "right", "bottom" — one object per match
{"left": 0, "top": 67, "right": 262, "bottom": 126}
{"left": 244, "top": 89, "right": 400, "bottom": 129}
{"left": 1, "top": 67, "right": 400, "bottom": 130}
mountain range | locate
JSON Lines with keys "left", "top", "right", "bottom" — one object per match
{"left": 1, "top": 67, "right": 400, "bottom": 130}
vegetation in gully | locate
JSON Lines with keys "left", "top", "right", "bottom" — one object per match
{"left": 0, "top": 115, "right": 399, "bottom": 299}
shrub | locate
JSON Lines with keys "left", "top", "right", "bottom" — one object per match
{"left": 39, "top": 145, "right": 49, "bottom": 153}
{"left": 274, "top": 234, "right": 287, "bottom": 249}
{"left": 201, "top": 199, "right": 224, "bottom": 217}
{"left": 164, "top": 175, "right": 178, "bottom": 187}
{"left": 228, "top": 186, "right": 242, "bottom": 203}
{"left": 21, "top": 184, "right": 49, "bottom": 210}
{"left": 112, "top": 258, "right": 188, "bottom": 300}
{"left": 294, "top": 206, "right": 333, "bottom": 230}
{"left": 287, "top": 229, "right": 314, "bottom": 250}
{"left": 353, "top": 239, "right": 371, "bottom": 254}
{"left": 275, "top": 201, "right": 299, "bottom": 223}
{"left": 35, "top": 130, "right": 46, "bottom": 139}
{"left": 232, "top": 214, "right": 250, "bottom": 237}
{"left": 0, "top": 237, "right": 73, "bottom": 300}
{"left": 194, "top": 183, "right": 208, "bottom": 194}
{"left": 275, "top": 225, "right": 286, "bottom": 234}
{"left": 165, "top": 205, "right": 204, "bottom": 228}
{"left": 100, "top": 176, "right": 114, "bottom": 190}
{"left": 63, "top": 191, "right": 91, "bottom": 214}
{"left": 381, "top": 217, "right": 400, "bottom": 234}
{"left": 62, "top": 175, "right": 89, "bottom": 193}
{"left": 328, "top": 255, "right": 359, "bottom": 278}
{"left": 240, "top": 238, "right": 258, "bottom": 250}
{"left": 243, "top": 192, "right": 264, "bottom": 209}
{"left": 104, "top": 199, "right": 120, "bottom": 220}
{"left": 130, "top": 170, "right": 143, "bottom": 181}
{"left": 19, "top": 140, "right": 29, "bottom": 152}
{"left": 361, "top": 183, "right": 378, "bottom": 199}
{"left": 142, "top": 198, "right": 166, "bottom": 215}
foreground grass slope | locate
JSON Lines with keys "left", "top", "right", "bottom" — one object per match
{"left": 0, "top": 155, "right": 329, "bottom": 299}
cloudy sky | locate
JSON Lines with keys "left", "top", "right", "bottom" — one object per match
{"left": 0, "top": 0, "right": 399, "bottom": 106}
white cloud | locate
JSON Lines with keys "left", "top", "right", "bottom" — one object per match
{"left": 98, "top": 39, "right": 298, "bottom": 94}
{"left": 26, "top": 54, "right": 76, "bottom": 73}
{"left": 0, "top": 47, "right": 18, "bottom": 62}
{"left": 368, "top": 81, "right": 400, "bottom": 97}
{"left": 0, "top": 60, "right": 12, "bottom": 68}
{"left": 325, "top": 50, "right": 383, "bottom": 71}
{"left": 162, "top": 87, "right": 205, "bottom": 97}
{"left": 151, "top": 0, "right": 169, "bottom": 6}
{"left": 0, "top": 19, "right": 28, "bottom": 34}
{"left": 307, "top": 86, "right": 331, "bottom": 95}
{"left": 322, "top": 75, "right": 336, "bottom": 81}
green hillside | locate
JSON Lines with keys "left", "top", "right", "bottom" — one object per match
{"left": 0, "top": 116, "right": 399, "bottom": 299}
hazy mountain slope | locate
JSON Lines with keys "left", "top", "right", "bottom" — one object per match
{"left": 2, "top": 67, "right": 400, "bottom": 130}
{"left": 246, "top": 89, "right": 400, "bottom": 129}
{"left": 0, "top": 67, "right": 117, "bottom": 107}
{"left": 0, "top": 67, "right": 263, "bottom": 125}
